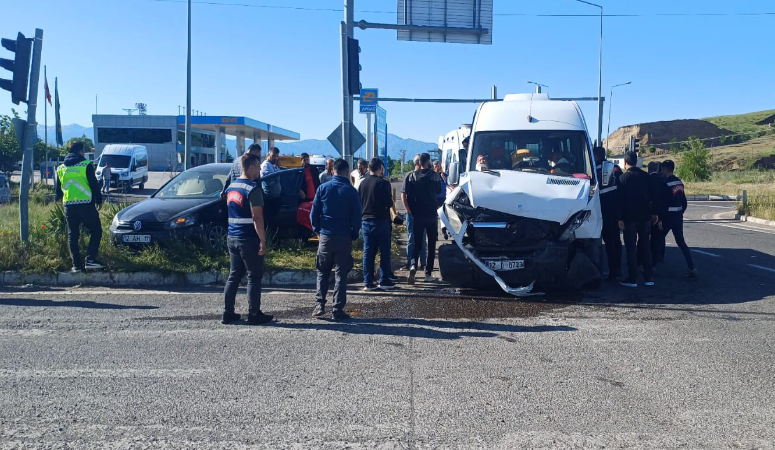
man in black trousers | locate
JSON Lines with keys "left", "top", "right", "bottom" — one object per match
{"left": 594, "top": 147, "right": 622, "bottom": 281}
{"left": 617, "top": 152, "right": 658, "bottom": 288}
{"left": 403, "top": 152, "right": 441, "bottom": 285}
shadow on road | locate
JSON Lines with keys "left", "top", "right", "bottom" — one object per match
{"left": 268, "top": 318, "right": 576, "bottom": 340}
{"left": 0, "top": 298, "right": 159, "bottom": 310}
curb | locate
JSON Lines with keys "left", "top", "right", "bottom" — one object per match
{"left": 735, "top": 214, "right": 775, "bottom": 228}
{"left": 686, "top": 195, "right": 740, "bottom": 201}
{"left": 0, "top": 269, "right": 364, "bottom": 288}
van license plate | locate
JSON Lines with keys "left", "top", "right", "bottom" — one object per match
{"left": 123, "top": 235, "right": 151, "bottom": 244}
{"left": 485, "top": 260, "right": 525, "bottom": 271}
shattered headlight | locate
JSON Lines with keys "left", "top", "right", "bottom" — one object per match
{"left": 559, "top": 210, "right": 591, "bottom": 241}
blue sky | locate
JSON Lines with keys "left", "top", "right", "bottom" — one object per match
{"left": 3, "top": 0, "right": 773, "bottom": 143}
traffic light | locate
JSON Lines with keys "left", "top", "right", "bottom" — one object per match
{"left": 347, "top": 37, "right": 360, "bottom": 96}
{"left": 630, "top": 136, "right": 640, "bottom": 153}
{"left": 0, "top": 32, "right": 32, "bottom": 105}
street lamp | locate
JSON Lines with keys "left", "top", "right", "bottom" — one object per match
{"left": 606, "top": 81, "right": 632, "bottom": 149}
{"left": 564, "top": 0, "right": 603, "bottom": 147}
{"left": 527, "top": 81, "right": 549, "bottom": 94}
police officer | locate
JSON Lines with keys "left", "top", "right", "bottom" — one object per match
{"left": 221, "top": 153, "right": 273, "bottom": 325}
{"left": 660, "top": 160, "right": 698, "bottom": 278}
{"left": 594, "top": 147, "right": 622, "bottom": 280}
{"left": 55, "top": 142, "right": 103, "bottom": 272}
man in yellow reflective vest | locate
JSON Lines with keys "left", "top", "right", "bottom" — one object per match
{"left": 55, "top": 142, "right": 104, "bottom": 272}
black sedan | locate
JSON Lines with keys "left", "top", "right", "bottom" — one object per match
{"left": 110, "top": 163, "right": 313, "bottom": 250}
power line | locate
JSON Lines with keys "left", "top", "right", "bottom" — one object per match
{"left": 118, "top": 0, "right": 775, "bottom": 18}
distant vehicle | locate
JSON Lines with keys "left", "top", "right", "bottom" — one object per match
{"left": 0, "top": 173, "right": 10, "bottom": 203}
{"left": 110, "top": 164, "right": 314, "bottom": 250}
{"left": 439, "top": 93, "right": 611, "bottom": 297}
{"left": 96, "top": 144, "right": 149, "bottom": 191}
{"left": 438, "top": 124, "right": 471, "bottom": 186}
{"left": 110, "top": 163, "right": 231, "bottom": 250}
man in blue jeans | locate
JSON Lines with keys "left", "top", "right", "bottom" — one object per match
{"left": 358, "top": 158, "right": 396, "bottom": 291}
{"left": 310, "top": 159, "right": 362, "bottom": 321}
{"left": 402, "top": 154, "right": 426, "bottom": 269}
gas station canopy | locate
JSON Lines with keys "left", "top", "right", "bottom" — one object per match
{"left": 177, "top": 115, "right": 300, "bottom": 142}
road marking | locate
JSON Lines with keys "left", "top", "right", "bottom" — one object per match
{"left": 709, "top": 222, "right": 775, "bottom": 235}
{"left": 748, "top": 264, "right": 775, "bottom": 274}
{"left": 696, "top": 205, "right": 736, "bottom": 209}
{"left": 691, "top": 249, "right": 721, "bottom": 258}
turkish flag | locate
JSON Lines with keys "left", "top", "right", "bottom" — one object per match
{"left": 44, "top": 76, "right": 52, "bottom": 106}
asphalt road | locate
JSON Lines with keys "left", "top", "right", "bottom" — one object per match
{"left": 1, "top": 201, "right": 774, "bottom": 448}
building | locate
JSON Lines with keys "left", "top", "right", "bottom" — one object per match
{"left": 92, "top": 114, "right": 300, "bottom": 171}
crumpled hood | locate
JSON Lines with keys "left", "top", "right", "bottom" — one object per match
{"left": 117, "top": 198, "right": 219, "bottom": 223}
{"left": 459, "top": 170, "right": 591, "bottom": 225}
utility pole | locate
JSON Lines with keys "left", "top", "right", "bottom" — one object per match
{"left": 19, "top": 29, "right": 43, "bottom": 242}
{"left": 184, "top": 0, "right": 192, "bottom": 170}
{"left": 44, "top": 65, "right": 48, "bottom": 178}
{"left": 340, "top": 0, "right": 355, "bottom": 166}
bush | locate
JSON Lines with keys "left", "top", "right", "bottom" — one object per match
{"left": 677, "top": 136, "right": 712, "bottom": 182}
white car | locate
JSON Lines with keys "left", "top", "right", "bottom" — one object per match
{"left": 438, "top": 93, "right": 614, "bottom": 297}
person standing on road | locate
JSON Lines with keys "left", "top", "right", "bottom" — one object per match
{"left": 617, "top": 152, "right": 657, "bottom": 288}
{"left": 661, "top": 160, "right": 698, "bottom": 278}
{"left": 359, "top": 158, "right": 397, "bottom": 291}
{"left": 261, "top": 147, "right": 283, "bottom": 226}
{"left": 310, "top": 159, "right": 362, "bottom": 321}
{"left": 402, "top": 155, "right": 426, "bottom": 270}
{"left": 433, "top": 160, "right": 448, "bottom": 208}
{"left": 319, "top": 158, "right": 335, "bottom": 184}
{"left": 299, "top": 153, "right": 320, "bottom": 201}
{"left": 351, "top": 159, "right": 369, "bottom": 190}
{"left": 594, "top": 147, "right": 622, "bottom": 281}
{"left": 403, "top": 152, "right": 441, "bottom": 285}
{"left": 646, "top": 161, "right": 671, "bottom": 270}
{"left": 101, "top": 162, "right": 111, "bottom": 194}
{"left": 55, "top": 142, "right": 104, "bottom": 272}
{"left": 222, "top": 143, "right": 261, "bottom": 196}
{"left": 222, "top": 153, "right": 273, "bottom": 325}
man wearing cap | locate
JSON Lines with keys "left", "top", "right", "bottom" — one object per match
{"left": 661, "top": 160, "right": 698, "bottom": 278}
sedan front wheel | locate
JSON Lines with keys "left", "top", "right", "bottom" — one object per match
{"left": 205, "top": 223, "right": 228, "bottom": 252}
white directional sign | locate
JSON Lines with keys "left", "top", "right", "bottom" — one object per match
{"left": 397, "top": 0, "right": 493, "bottom": 45}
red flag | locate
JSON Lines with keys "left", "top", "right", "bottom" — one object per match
{"left": 44, "top": 76, "right": 52, "bottom": 106}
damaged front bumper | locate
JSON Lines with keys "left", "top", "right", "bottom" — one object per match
{"left": 439, "top": 209, "right": 544, "bottom": 297}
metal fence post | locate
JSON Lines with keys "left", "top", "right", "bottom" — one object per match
{"left": 742, "top": 189, "right": 748, "bottom": 216}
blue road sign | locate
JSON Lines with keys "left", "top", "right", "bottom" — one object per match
{"left": 360, "top": 88, "right": 378, "bottom": 114}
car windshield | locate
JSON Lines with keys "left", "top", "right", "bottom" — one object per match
{"left": 99, "top": 155, "right": 131, "bottom": 169}
{"left": 470, "top": 130, "right": 592, "bottom": 178}
{"left": 155, "top": 169, "right": 228, "bottom": 199}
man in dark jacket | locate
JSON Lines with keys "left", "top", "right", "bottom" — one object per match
{"left": 594, "top": 147, "right": 622, "bottom": 280}
{"left": 646, "top": 161, "right": 671, "bottom": 268}
{"left": 617, "top": 152, "right": 657, "bottom": 287}
{"left": 55, "top": 142, "right": 103, "bottom": 272}
{"left": 661, "top": 160, "right": 698, "bottom": 278}
{"left": 310, "top": 159, "right": 362, "bottom": 321}
{"left": 358, "top": 158, "right": 396, "bottom": 291}
{"left": 402, "top": 152, "right": 441, "bottom": 285}
{"left": 221, "top": 143, "right": 261, "bottom": 197}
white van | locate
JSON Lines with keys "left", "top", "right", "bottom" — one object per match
{"left": 438, "top": 93, "right": 614, "bottom": 297}
{"left": 438, "top": 124, "right": 471, "bottom": 178}
{"left": 97, "top": 144, "right": 149, "bottom": 190}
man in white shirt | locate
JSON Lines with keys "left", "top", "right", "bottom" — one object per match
{"left": 350, "top": 159, "right": 369, "bottom": 190}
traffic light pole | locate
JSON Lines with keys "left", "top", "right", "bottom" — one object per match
{"left": 19, "top": 29, "right": 43, "bottom": 243}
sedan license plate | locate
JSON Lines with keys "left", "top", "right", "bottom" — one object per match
{"left": 485, "top": 259, "right": 525, "bottom": 271}
{"left": 123, "top": 235, "right": 151, "bottom": 244}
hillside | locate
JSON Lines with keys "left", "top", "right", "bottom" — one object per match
{"left": 606, "top": 109, "right": 775, "bottom": 154}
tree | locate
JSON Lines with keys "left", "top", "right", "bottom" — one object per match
{"left": 677, "top": 136, "right": 712, "bottom": 182}
{"left": 65, "top": 135, "right": 94, "bottom": 153}
{"left": 0, "top": 112, "right": 21, "bottom": 172}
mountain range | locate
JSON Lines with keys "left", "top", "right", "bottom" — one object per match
{"left": 36, "top": 124, "right": 437, "bottom": 160}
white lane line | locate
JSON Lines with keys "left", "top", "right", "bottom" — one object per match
{"left": 709, "top": 222, "right": 775, "bottom": 235}
{"left": 696, "top": 205, "right": 736, "bottom": 209}
{"left": 748, "top": 264, "right": 775, "bottom": 274}
{"left": 691, "top": 249, "right": 721, "bottom": 258}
